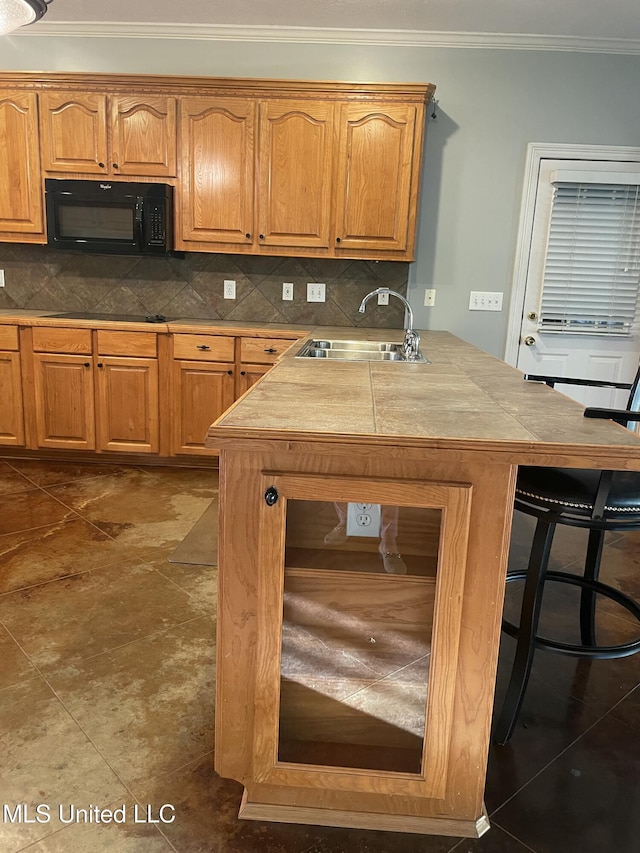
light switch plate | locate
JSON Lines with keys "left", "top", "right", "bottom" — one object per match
{"left": 0, "top": 269, "right": 4, "bottom": 288}
{"left": 223, "top": 279, "right": 236, "bottom": 299}
{"left": 307, "top": 282, "right": 326, "bottom": 302}
{"left": 282, "top": 282, "right": 294, "bottom": 301}
{"left": 469, "top": 291, "right": 503, "bottom": 311}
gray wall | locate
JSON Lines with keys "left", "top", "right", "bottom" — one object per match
{"left": 3, "top": 34, "right": 640, "bottom": 355}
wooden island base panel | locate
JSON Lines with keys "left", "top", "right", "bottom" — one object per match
{"left": 207, "top": 330, "right": 640, "bottom": 837}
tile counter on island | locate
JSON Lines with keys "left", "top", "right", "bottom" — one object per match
{"left": 206, "top": 329, "right": 640, "bottom": 838}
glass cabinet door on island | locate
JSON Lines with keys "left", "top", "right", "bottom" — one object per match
{"left": 254, "top": 473, "right": 472, "bottom": 800}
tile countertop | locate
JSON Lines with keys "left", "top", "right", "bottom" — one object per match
{"left": 0, "top": 308, "right": 313, "bottom": 337}
{"left": 208, "top": 329, "right": 640, "bottom": 470}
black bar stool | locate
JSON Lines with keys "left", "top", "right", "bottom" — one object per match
{"left": 494, "top": 370, "right": 640, "bottom": 745}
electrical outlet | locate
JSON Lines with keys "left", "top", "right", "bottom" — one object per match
{"left": 307, "top": 282, "right": 326, "bottom": 302}
{"left": 424, "top": 288, "right": 436, "bottom": 306}
{"left": 346, "top": 502, "right": 381, "bottom": 538}
{"left": 469, "top": 291, "right": 503, "bottom": 311}
{"left": 377, "top": 291, "right": 389, "bottom": 305}
{"left": 0, "top": 269, "right": 4, "bottom": 288}
{"left": 223, "top": 279, "right": 236, "bottom": 299}
{"left": 282, "top": 282, "right": 294, "bottom": 301}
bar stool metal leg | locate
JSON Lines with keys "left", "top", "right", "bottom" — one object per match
{"left": 580, "top": 528, "right": 605, "bottom": 647}
{"left": 494, "top": 518, "right": 555, "bottom": 745}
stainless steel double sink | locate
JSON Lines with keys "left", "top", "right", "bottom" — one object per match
{"left": 295, "top": 339, "right": 429, "bottom": 363}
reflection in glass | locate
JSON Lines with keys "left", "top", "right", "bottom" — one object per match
{"left": 278, "top": 499, "right": 441, "bottom": 774}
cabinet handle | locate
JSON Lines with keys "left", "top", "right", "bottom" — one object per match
{"left": 264, "top": 486, "right": 279, "bottom": 506}
{"left": 264, "top": 347, "right": 277, "bottom": 354}
{"left": 336, "top": 237, "right": 341, "bottom": 243}
{"left": 197, "top": 344, "right": 211, "bottom": 351}
{"left": 227, "top": 369, "right": 233, "bottom": 375}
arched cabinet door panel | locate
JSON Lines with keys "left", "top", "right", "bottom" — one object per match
{"left": 0, "top": 91, "right": 44, "bottom": 238}
{"left": 334, "top": 103, "right": 420, "bottom": 254}
{"left": 179, "top": 97, "right": 256, "bottom": 245}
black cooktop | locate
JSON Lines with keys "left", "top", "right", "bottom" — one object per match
{"left": 48, "top": 312, "right": 175, "bottom": 323}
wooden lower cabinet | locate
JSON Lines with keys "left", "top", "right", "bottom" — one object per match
{"left": 96, "top": 357, "right": 159, "bottom": 453}
{"left": 32, "top": 353, "right": 95, "bottom": 450}
{"left": 236, "top": 363, "right": 269, "bottom": 397}
{"left": 0, "top": 350, "right": 25, "bottom": 446}
{"left": 213, "top": 441, "right": 514, "bottom": 837}
{"left": 171, "top": 360, "right": 235, "bottom": 456}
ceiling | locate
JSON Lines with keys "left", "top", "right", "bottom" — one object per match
{"left": 27, "top": 1, "right": 640, "bottom": 52}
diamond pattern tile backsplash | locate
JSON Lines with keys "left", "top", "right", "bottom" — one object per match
{"left": 0, "top": 245, "right": 409, "bottom": 329}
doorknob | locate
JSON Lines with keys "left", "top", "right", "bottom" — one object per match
{"left": 523, "top": 335, "right": 536, "bottom": 346}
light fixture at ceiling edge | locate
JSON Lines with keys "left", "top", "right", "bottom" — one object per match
{"left": 0, "top": 0, "right": 52, "bottom": 36}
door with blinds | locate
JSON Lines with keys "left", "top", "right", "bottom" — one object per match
{"left": 517, "top": 158, "right": 640, "bottom": 407}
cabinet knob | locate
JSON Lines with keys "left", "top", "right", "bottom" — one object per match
{"left": 83, "top": 362, "right": 90, "bottom": 368}
{"left": 259, "top": 234, "right": 265, "bottom": 240}
{"left": 227, "top": 369, "right": 233, "bottom": 375}
{"left": 98, "top": 162, "right": 105, "bottom": 168}
{"left": 245, "top": 233, "right": 251, "bottom": 239}
{"left": 97, "top": 362, "right": 103, "bottom": 368}
{"left": 240, "top": 370, "right": 246, "bottom": 376}
{"left": 197, "top": 344, "right": 210, "bottom": 351}
{"left": 336, "top": 237, "right": 341, "bottom": 243}
{"left": 264, "top": 486, "right": 279, "bottom": 506}
{"left": 113, "top": 163, "right": 119, "bottom": 169}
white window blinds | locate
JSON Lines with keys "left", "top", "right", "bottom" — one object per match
{"left": 539, "top": 171, "right": 640, "bottom": 335}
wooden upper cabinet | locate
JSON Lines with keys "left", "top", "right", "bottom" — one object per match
{"left": 257, "top": 100, "right": 334, "bottom": 250}
{"left": 110, "top": 96, "right": 176, "bottom": 177}
{"left": 40, "top": 91, "right": 177, "bottom": 177}
{"left": 40, "top": 92, "right": 109, "bottom": 174}
{"left": 179, "top": 97, "right": 255, "bottom": 244}
{"left": 0, "top": 90, "right": 44, "bottom": 239}
{"left": 334, "top": 103, "right": 421, "bottom": 255}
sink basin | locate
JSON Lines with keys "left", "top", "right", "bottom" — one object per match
{"left": 295, "top": 339, "right": 429, "bottom": 363}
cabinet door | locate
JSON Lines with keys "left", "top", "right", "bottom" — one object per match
{"left": 257, "top": 100, "right": 334, "bottom": 249}
{"left": 251, "top": 473, "right": 471, "bottom": 800}
{"left": 0, "top": 90, "right": 44, "bottom": 238}
{"left": 171, "top": 360, "right": 235, "bottom": 455}
{"left": 334, "top": 103, "right": 418, "bottom": 254}
{"left": 32, "top": 353, "right": 95, "bottom": 450}
{"left": 95, "top": 357, "right": 159, "bottom": 454}
{"left": 179, "top": 97, "right": 255, "bottom": 245}
{"left": 40, "top": 92, "right": 109, "bottom": 174}
{"left": 0, "top": 351, "right": 25, "bottom": 446}
{"left": 110, "top": 96, "right": 177, "bottom": 177}
{"left": 236, "top": 363, "right": 269, "bottom": 397}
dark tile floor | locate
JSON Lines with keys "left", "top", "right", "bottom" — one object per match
{"left": 0, "top": 459, "right": 638, "bottom": 852}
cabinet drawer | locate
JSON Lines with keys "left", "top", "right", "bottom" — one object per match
{"left": 240, "top": 337, "right": 297, "bottom": 364}
{"left": 97, "top": 330, "right": 157, "bottom": 357}
{"left": 173, "top": 334, "right": 235, "bottom": 362}
{"left": 0, "top": 325, "right": 19, "bottom": 350}
{"left": 32, "top": 327, "right": 92, "bottom": 354}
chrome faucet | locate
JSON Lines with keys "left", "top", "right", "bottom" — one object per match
{"left": 358, "top": 288, "right": 421, "bottom": 361}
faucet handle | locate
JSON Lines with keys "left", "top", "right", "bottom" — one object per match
{"left": 402, "top": 329, "right": 421, "bottom": 360}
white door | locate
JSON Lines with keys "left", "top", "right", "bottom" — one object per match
{"left": 516, "top": 158, "right": 640, "bottom": 408}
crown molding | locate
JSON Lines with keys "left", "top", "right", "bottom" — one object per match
{"left": 12, "top": 22, "right": 640, "bottom": 55}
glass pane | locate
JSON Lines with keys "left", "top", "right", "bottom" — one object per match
{"left": 278, "top": 499, "right": 440, "bottom": 774}
{"left": 58, "top": 203, "right": 134, "bottom": 240}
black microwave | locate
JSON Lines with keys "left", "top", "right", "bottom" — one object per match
{"left": 45, "top": 179, "right": 174, "bottom": 255}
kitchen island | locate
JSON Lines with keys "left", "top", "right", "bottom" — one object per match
{"left": 206, "top": 329, "right": 640, "bottom": 838}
